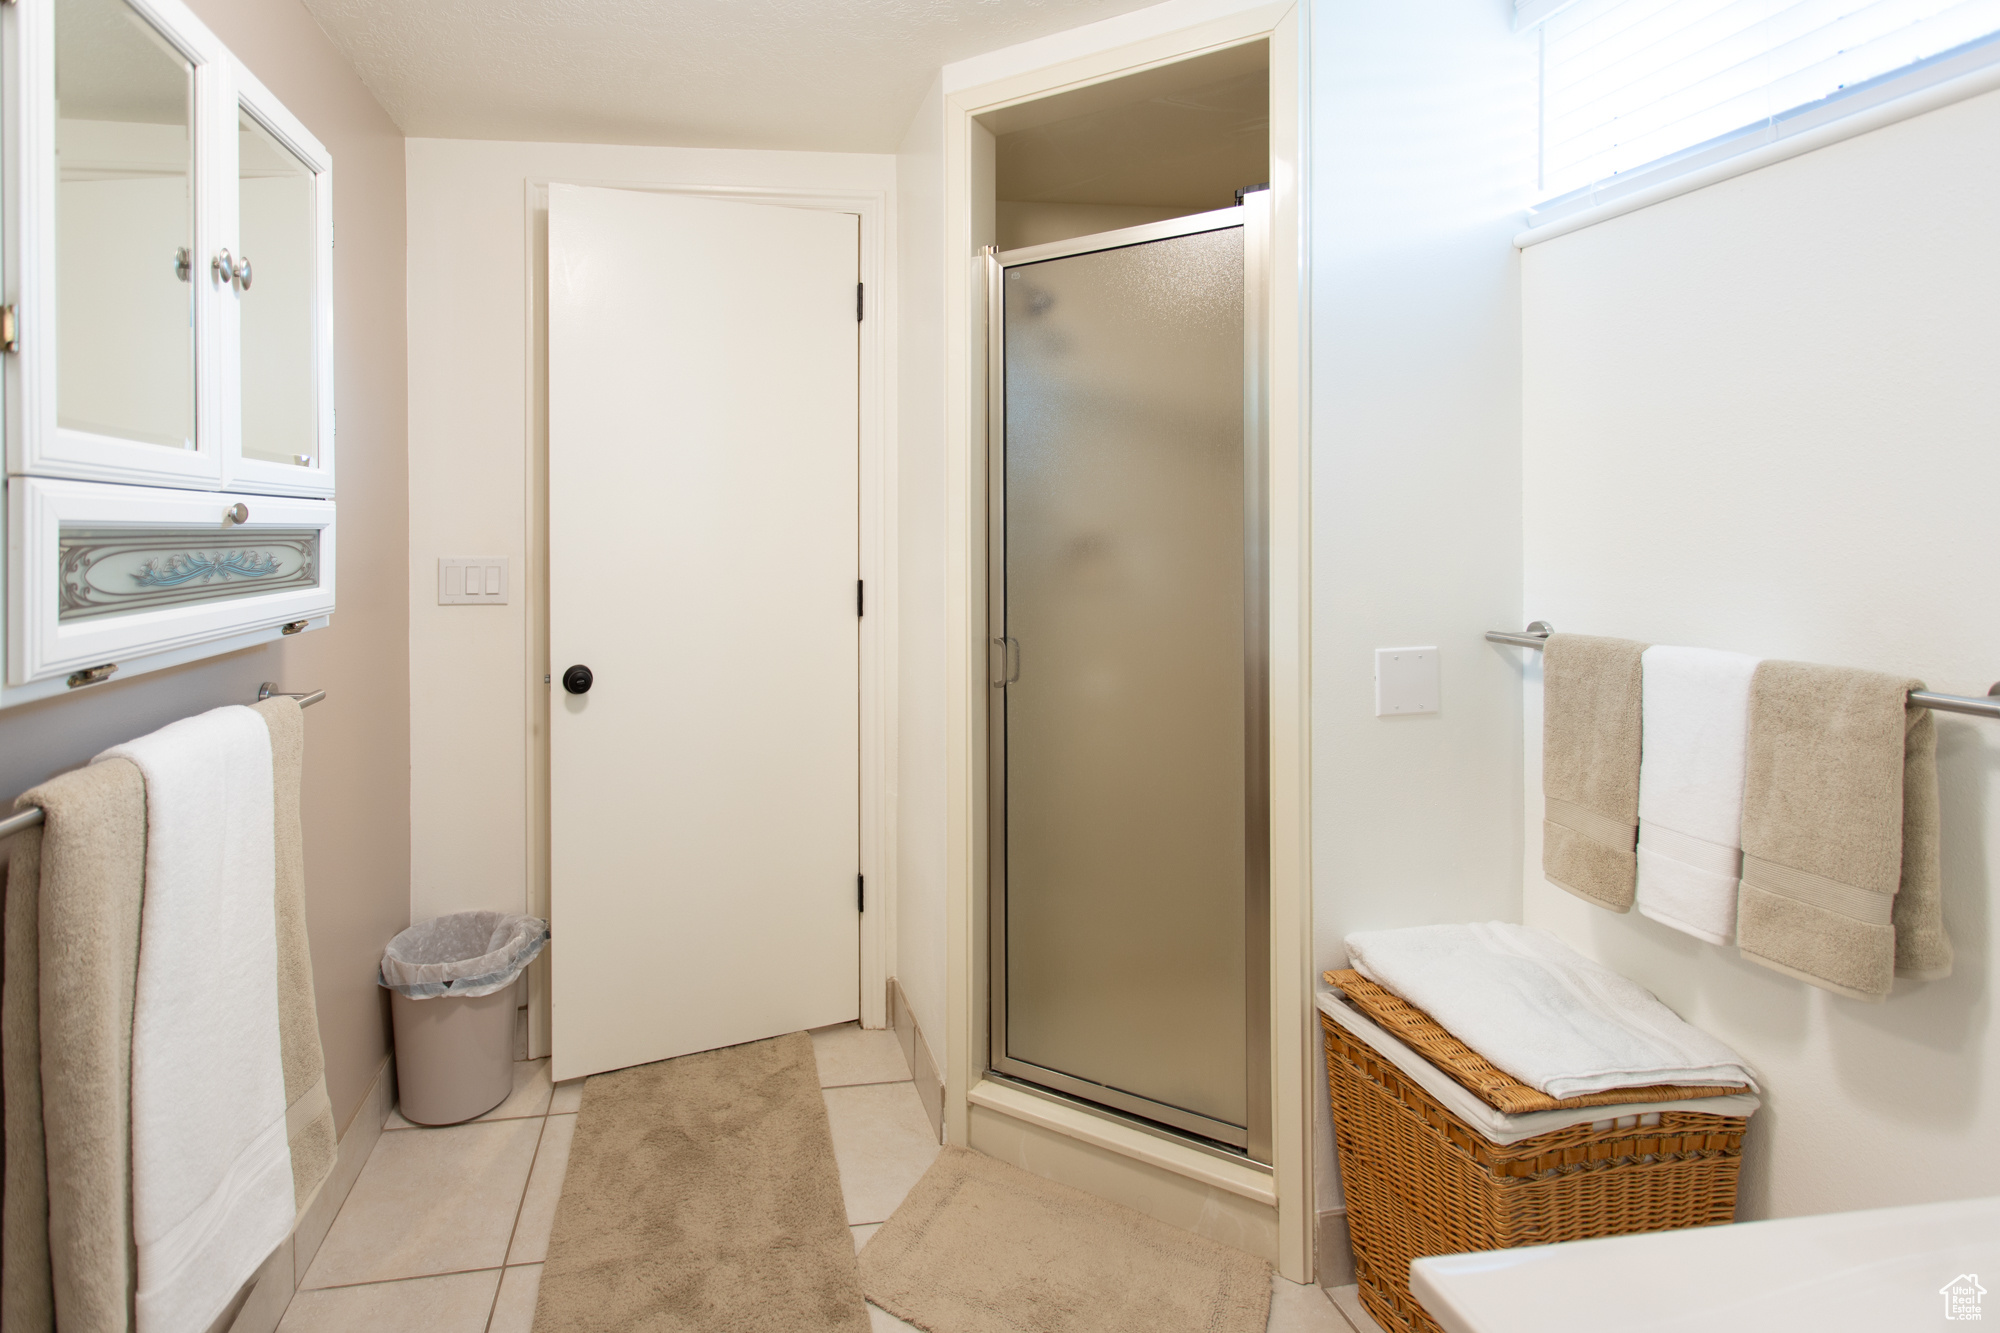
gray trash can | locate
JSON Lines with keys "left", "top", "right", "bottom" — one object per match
{"left": 379, "top": 911, "right": 549, "bottom": 1125}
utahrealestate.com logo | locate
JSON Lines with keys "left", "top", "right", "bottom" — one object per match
{"left": 1943, "top": 1275, "right": 1987, "bottom": 1321}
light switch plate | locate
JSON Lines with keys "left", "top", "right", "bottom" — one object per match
{"left": 1375, "top": 646, "right": 1439, "bottom": 716}
{"left": 438, "top": 556, "right": 510, "bottom": 605}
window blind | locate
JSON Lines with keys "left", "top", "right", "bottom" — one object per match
{"left": 1536, "top": 0, "right": 2000, "bottom": 199}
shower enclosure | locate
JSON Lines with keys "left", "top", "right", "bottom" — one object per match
{"left": 987, "top": 197, "right": 1269, "bottom": 1159}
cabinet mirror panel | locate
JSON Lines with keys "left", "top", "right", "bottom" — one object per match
{"left": 237, "top": 108, "right": 318, "bottom": 468}
{"left": 55, "top": 0, "right": 197, "bottom": 452}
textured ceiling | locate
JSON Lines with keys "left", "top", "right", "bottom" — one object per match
{"left": 296, "top": 0, "right": 1172, "bottom": 152}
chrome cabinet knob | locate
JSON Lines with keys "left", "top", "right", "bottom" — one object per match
{"left": 212, "top": 249, "right": 252, "bottom": 290}
{"left": 224, "top": 503, "right": 249, "bottom": 525}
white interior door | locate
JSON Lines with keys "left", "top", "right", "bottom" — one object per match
{"left": 547, "top": 184, "right": 859, "bottom": 1082}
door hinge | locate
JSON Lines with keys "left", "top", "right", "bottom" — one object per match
{"left": 856, "top": 282, "right": 864, "bottom": 322}
{"left": 857, "top": 873, "right": 865, "bottom": 913}
{"left": 0, "top": 304, "right": 17, "bottom": 353}
{"left": 857, "top": 579, "right": 864, "bottom": 616}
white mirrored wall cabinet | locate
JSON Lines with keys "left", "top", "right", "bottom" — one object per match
{"left": 1, "top": 0, "right": 334, "bottom": 706}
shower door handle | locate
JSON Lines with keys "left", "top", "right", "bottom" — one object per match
{"left": 991, "top": 637, "right": 1020, "bottom": 687}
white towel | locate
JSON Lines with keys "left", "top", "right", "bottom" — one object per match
{"left": 1343, "top": 922, "right": 1758, "bottom": 1099}
{"left": 1316, "top": 991, "right": 1760, "bottom": 1145}
{"left": 101, "top": 707, "right": 294, "bottom": 1333}
{"left": 1636, "top": 645, "right": 1761, "bottom": 944}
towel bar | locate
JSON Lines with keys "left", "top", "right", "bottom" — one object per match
{"left": 0, "top": 684, "right": 325, "bottom": 841}
{"left": 1488, "top": 624, "right": 2000, "bottom": 721}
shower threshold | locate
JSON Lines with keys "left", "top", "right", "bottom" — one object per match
{"left": 981, "top": 1068, "right": 1255, "bottom": 1163}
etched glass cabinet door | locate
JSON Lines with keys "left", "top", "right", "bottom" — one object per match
{"left": 0, "top": 0, "right": 335, "bottom": 705}
{"left": 8, "top": 476, "right": 334, "bottom": 690}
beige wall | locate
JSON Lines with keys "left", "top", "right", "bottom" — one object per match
{"left": 1521, "top": 88, "right": 2000, "bottom": 1218}
{"left": 0, "top": 0, "right": 408, "bottom": 1135}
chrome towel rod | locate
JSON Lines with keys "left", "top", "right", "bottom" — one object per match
{"left": 1488, "top": 624, "right": 2000, "bottom": 721}
{"left": 0, "top": 683, "right": 324, "bottom": 841}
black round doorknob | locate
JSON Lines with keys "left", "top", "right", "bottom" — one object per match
{"left": 562, "top": 665, "right": 593, "bottom": 695}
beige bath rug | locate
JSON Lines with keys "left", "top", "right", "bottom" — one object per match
{"left": 860, "top": 1146, "right": 1270, "bottom": 1333}
{"left": 533, "top": 1031, "right": 869, "bottom": 1332}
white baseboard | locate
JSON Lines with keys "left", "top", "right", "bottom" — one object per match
{"left": 1316, "top": 1206, "right": 1355, "bottom": 1287}
{"left": 888, "top": 978, "right": 943, "bottom": 1142}
{"left": 222, "top": 1054, "right": 397, "bottom": 1333}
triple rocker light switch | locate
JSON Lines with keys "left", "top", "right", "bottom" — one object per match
{"left": 438, "top": 557, "right": 510, "bottom": 605}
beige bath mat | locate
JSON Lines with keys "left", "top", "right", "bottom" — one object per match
{"left": 533, "top": 1031, "right": 869, "bottom": 1332}
{"left": 860, "top": 1146, "right": 1270, "bottom": 1333}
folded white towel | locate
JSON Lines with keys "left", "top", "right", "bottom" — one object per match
{"left": 1316, "top": 991, "right": 1760, "bottom": 1145}
{"left": 1343, "top": 922, "right": 1758, "bottom": 1099}
{"left": 102, "top": 707, "right": 294, "bottom": 1333}
{"left": 1636, "top": 645, "right": 1761, "bottom": 944}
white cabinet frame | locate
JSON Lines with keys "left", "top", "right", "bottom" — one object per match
{"left": 225, "top": 59, "right": 335, "bottom": 498}
{"left": 0, "top": 0, "right": 336, "bottom": 707}
{"left": 1, "top": 0, "right": 335, "bottom": 498}
{"left": 3, "top": 0, "right": 233, "bottom": 488}
{"left": 6, "top": 475, "right": 335, "bottom": 685}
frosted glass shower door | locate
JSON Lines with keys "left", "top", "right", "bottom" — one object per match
{"left": 989, "top": 204, "right": 1266, "bottom": 1154}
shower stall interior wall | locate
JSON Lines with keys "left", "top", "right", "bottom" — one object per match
{"left": 987, "top": 197, "right": 1269, "bottom": 1158}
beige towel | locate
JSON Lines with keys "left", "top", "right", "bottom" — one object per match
{"left": 1737, "top": 662, "right": 1953, "bottom": 1000}
{"left": 1542, "top": 634, "right": 1649, "bottom": 911}
{"left": 3, "top": 824, "right": 55, "bottom": 1333}
{"left": 1, "top": 704, "right": 332, "bottom": 1332}
{"left": 4, "top": 759, "right": 148, "bottom": 1333}
{"left": 253, "top": 698, "right": 337, "bottom": 1213}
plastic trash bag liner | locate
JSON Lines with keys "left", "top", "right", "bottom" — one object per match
{"left": 379, "top": 911, "right": 549, "bottom": 999}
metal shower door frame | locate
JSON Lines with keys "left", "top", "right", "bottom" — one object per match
{"left": 983, "top": 196, "right": 1272, "bottom": 1160}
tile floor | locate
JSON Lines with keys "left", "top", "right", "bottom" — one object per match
{"left": 275, "top": 1019, "right": 1364, "bottom": 1332}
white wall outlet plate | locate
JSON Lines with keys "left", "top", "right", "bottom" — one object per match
{"left": 1375, "top": 646, "right": 1439, "bottom": 716}
{"left": 438, "top": 556, "right": 510, "bottom": 605}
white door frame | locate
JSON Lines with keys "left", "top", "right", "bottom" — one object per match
{"left": 521, "top": 178, "right": 896, "bottom": 1052}
{"left": 939, "top": 2, "right": 1314, "bottom": 1283}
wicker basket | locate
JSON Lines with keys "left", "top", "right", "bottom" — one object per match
{"left": 1322, "top": 1009, "right": 1747, "bottom": 1333}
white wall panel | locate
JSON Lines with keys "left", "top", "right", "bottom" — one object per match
{"left": 404, "top": 139, "right": 894, "bottom": 924}
{"left": 1306, "top": 0, "right": 1538, "bottom": 1210}
{"left": 895, "top": 77, "right": 951, "bottom": 1050}
{"left": 1522, "top": 86, "right": 2000, "bottom": 1219}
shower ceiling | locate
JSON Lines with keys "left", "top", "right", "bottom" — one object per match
{"left": 988, "top": 41, "right": 1268, "bottom": 210}
{"left": 296, "top": 0, "right": 1172, "bottom": 152}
